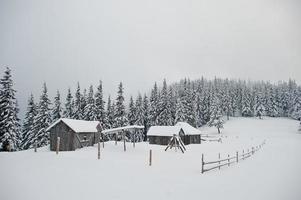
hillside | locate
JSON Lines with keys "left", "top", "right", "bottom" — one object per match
{"left": 0, "top": 117, "right": 300, "bottom": 200}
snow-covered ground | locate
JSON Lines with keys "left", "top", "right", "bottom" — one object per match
{"left": 1, "top": 117, "right": 300, "bottom": 200}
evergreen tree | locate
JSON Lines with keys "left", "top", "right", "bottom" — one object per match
{"left": 51, "top": 90, "right": 62, "bottom": 121}
{"left": 106, "top": 96, "right": 115, "bottom": 128}
{"left": 114, "top": 82, "right": 128, "bottom": 127}
{"left": 149, "top": 83, "right": 159, "bottom": 126}
{"left": 142, "top": 94, "right": 150, "bottom": 139}
{"left": 21, "top": 94, "right": 37, "bottom": 150}
{"left": 73, "top": 83, "right": 83, "bottom": 120}
{"left": 63, "top": 88, "right": 73, "bottom": 118}
{"left": 241, "top": 87, "right": 253, "bottom": 117}
{"left": 156, "top": 80, "right": 173, "bottom": 126}
{"left": 0, "top": 68, "right": 20, "bottom": 151}
{"left": 84, "top": 85, "right": 97, "bottom": 120}
{"left": 254, "top": 91, "right": 265, "bottom": 119}
{"left": 95, "top": 80, "right": 106, "bottom": 127}
{"left": 32, "top": 83, "right": 52, "bottom": 148}
{"left": 127, "top": 96, "right": 136, "bottom": 125}
{"left": 291, "top": 88, "right": 301, "bottom": 120}
{"left": 135, "top": 93, "right": 144, "bottom": 125}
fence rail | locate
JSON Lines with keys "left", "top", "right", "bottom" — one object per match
{"left": 201, "top": 140, "right": 266, "bottom": 173}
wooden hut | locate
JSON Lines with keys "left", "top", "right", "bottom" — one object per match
{"left": 147, "top": 122, "right": 201, "bottom": 145}
{"left": 46, "top": 118, "right": 102, "bottom": 151}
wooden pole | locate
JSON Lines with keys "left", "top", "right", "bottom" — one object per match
{"left": 123, "top": 132, "right": 126, "bottom": 152}
{"left": 228, "top": 154, "right": 230, "bottom": 166}
{"left": 218, "top": 153, "right": 221, "bottom": 170}
{"left": 236, "top": 151, "right": 238, "bottom": 163}
{"left": 149, "top": 149, "right": 152, "bottom": 166}
{"left": 56, "top": 137, "right": 60, "bottom": 155}
{"left": 115, "top": 133, "right": 117, "bottom": 145}
{"left": 252, "top": 147, "right": 254, "bottom": 155}
{"left": 98, "top": 142, "right": 100, "bottom": 160}
{"left": 34, "top": 140, "right": 37, "bottom": 152}
{"left": 102, "top": 138, "right": 105, "bottom": 148}
{"left": 201, "top": 154, "right": 204, "bottom": 173}
{"left": 133, "top": 131, "right": 135, "bottom": 148}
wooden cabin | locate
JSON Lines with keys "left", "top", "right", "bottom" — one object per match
{"left": 147, "top": 122, "right": 201, "bottom": 145}
{"left": 46, "top": 118, "right": 102, "bottom": 151}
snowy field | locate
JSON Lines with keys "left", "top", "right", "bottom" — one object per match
{"left": 1, "top": 117, "right": 301, "bottom": 200}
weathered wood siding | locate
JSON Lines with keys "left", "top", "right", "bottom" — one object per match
{"left": 50, "top": 121, "right": 75, "bottom": 151}
{"left": 148, "top": 134, "right": 201, "bottom": 146}
{"left": 49, "top": 121, "right": 101, "bottom": 151}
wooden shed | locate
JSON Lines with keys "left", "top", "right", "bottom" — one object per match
{"left": 46, "top": 118, "right": 102, "bottom": 151}
{"left": 147, "top": 122, "right": 201, "bottom": 145}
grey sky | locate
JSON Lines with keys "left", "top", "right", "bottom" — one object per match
{"left": 0, "top": 0, "right": 301, "bottom": 118}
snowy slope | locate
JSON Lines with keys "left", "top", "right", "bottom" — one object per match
{"left": 0, "top": 117, "right": 300, "bottom": 200}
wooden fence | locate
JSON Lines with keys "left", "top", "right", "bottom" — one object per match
{"left": 201, "top": 140, "right": 266, "bottom": 173}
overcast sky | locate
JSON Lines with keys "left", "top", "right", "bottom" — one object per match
{"left": 0, "top": 0, "right": 301, "bottom": 118}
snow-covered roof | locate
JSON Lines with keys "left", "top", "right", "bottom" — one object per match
{"left": 175, "top": 122, "right": 201, "bottom": 135}
{"left": 147, "top": 126, "right": 183, "bottom": 137}
{"left": 102, "top": 125, "right": 144, "bottom": 134}
{"left": 46, "top": 118, "right": 101, "bottom": 133}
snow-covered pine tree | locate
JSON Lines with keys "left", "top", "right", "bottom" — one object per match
{"left": 0, "top": 68, "right": 20, "bottom": 151}
{"left": 51, "top": 90, "right": 62, "bottom": 122}
{"left": 291, "top": 87, "right": 301, "bottom": 120}
{"left": 80, "top": 88, "right": 87, "bottom": 119}
{"left": 149, "top": 82, "right": 159, "bottom": 126}
{"left": 266, "top": 86, "right": 280, "bottom": 117}
{"left": 21, "top": 94, "right": 37, "bottom": 150}
{"left": 142, "top": 94, "right": 150, "bottom": 139}
{"left": 63, "top": 88, "right": 73, "bottom": 118}
{"left": 114, "top": 82, "right": 128, "bottom": 127}
{"left": 212, "top": 110, "right": 224, "bottom": 134}
{"left": 106, "top": 96, "right": 115, "bottom": 128}
{"left": 127, "top": 96, "right": 136, "bottom": 125}
{"left": 14, "top": 100, "right": 22, "bottom": 150}
{"left": 95, "top": 80, "right": 107, "bottom": 127}
{"left": 73, "top": 83, "right": 83, "bottom": 120}
{"left": 208, "top": 94, "right": 222, "bottom": 127}
{"left": 135, "top": 93, "right": 144, "bottom": 125}
{"left": 168, "top": 87, "right": 177, "bottom": 125}
{"left": 254, "top": 91, "right": 265, "bottom": 119}
{"left": 84, "top": 85, "right": 97, "bottom": 121}
{"left": 32, "top": 83, "right": 52, "bottom": 148}
{"left": 241, "top": 87, "right": 253, "bottom": 117}
{"left": 156, "top": 79, "right": 173, "bottom": 126}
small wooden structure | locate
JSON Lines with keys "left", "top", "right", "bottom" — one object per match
{"left": 102, "top": 125, "right": 144, "bottom": 150}
{"left": 147, "top": 122, "right": 201, "bottom": 145}
{"left": 47, "top": 118, "right": 102, "bottom": 151}
{"left": 165, "top": 134, "right": 186, "bottom": 153}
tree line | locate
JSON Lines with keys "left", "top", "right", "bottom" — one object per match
{"left": 0, "top": 67, "right": 300, "bottom": 151}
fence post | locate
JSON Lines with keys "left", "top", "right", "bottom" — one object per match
{"left": 98, "top": 142, "right": 100, "bottom": 160}
{"left": 236, "top": 151, "right": 238, "bottom": 163}
{"left": 133, "top": 135, "right": 135, "bottom": 148}
{"left": 218, "top": 153, "right": 221, "bottom": 170}
{"left": 252, "top": 147, "right": 254, "bottom": 155}
{"left": 56, "top": 137, "right": 60, "bottom": 155}
{"left": 34, "top": 140, "right": 37, "bottom": 152}
{"left": 123, "top": 132, "right": 126, "bottom": 152}
{"left": 115, "top": 133, "right": 117, "bottom": 145}
{"left": 201, "top": 154, "right": 204, "bottom": 173}
{"left": 102, "top": 137, "right": 105, "bottom": 148}
{"left": 149, "top": 149, "right": 152, "bottom": 166}
{"left": 228, "top": 154, "right": 230, "bottom": 166}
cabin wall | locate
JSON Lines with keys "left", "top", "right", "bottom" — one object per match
{"left": 49, "top": 121, "right": 101, "bottom": 151}
{"left": 50, "top": 121, "right": 75, "bottom": 151}
{"left": 148, "top": 136, "right": 171, "bottom": 145}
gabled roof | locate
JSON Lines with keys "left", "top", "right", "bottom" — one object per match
{"left": 147, "top": 126, "right": 183, "bottom": 137}
{"left": 102, "top": 125, "right": 144, "bottom": 134}
{"left": 175, "top": 122, "right": 201, "bottom": 135}
{"left": 46, "top": 118, "right": 100, "bottom": 133}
